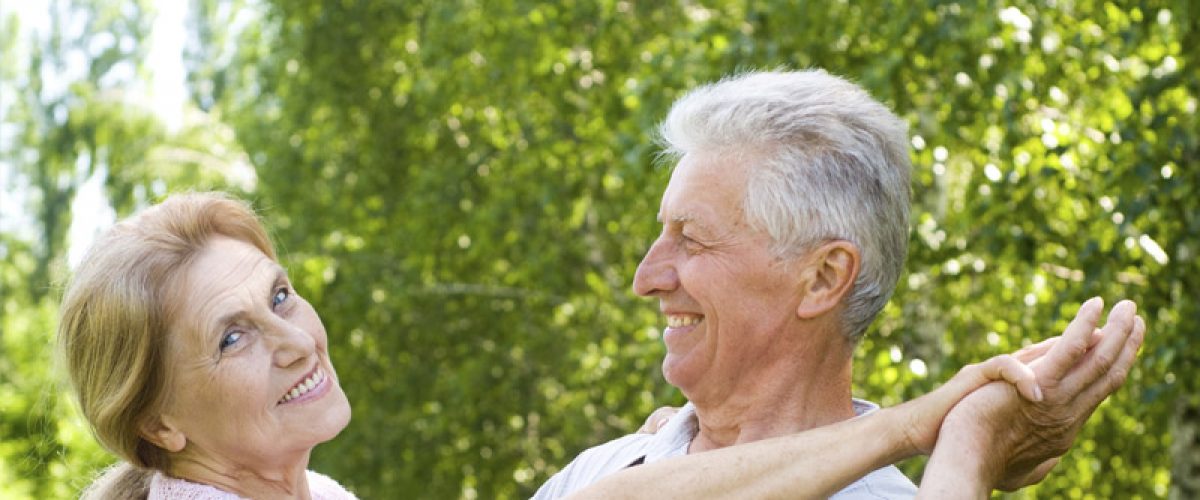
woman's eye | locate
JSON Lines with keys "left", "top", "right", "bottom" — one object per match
{"left": 272, "top": 287, "right": 290, "bottom": 308}
{"left": 220, "top": 331, "right": 242, "bottom": 352}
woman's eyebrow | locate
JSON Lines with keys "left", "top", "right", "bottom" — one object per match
{"left": 210, "top": 309, "right": 248, "bottom": 336}
{"left": 207, "top": 264, "right": 289, "bottom": 334}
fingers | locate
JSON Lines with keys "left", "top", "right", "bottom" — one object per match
{"left": 918, "top": 356, "right": 1020, "bottom": 423}
{"left": 1035, "top": 297, "right": 1103, "bottom": 381}
{"left": 1061, "top": 300, "right": 1137, "bottom": 395}
{"left": 1089, "top": 328, "right": 1103, "bottom": 348}
{"left": 1013, "top": 337, "right": 1059, "bottom": 364}
{"left": 975, "top": 354, "right": 1043, "bottom": 402}
{"left": 900, "top": 358, "right": 1029, "bottom": 454}
{"left": 1076, "top": 314, "right": 1145, "bottom": 408}
{"left": 637, "top": 406, "right": 680, "bottom": 433}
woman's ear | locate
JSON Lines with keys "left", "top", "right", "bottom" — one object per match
{"left": 139, "top": 415, "right": 186, "bottom": 453}
{"left": 795, "top": 240, "right": 861, "bottom": 319}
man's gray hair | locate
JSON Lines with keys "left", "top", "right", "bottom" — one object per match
{"left": 658, "top": 69, "right": 911, "bottom": 342}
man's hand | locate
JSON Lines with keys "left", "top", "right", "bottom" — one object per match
{"left": 922, "top": 298, "right": 1145, "bottom": 497}
{"left": 998, "top": 298, "right": 1145, "bottom": 488}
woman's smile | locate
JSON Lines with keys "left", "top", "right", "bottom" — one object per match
{"left": 278, "top": 365, "right": 331, "bottom": 405}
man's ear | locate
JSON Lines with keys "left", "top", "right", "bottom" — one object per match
{"left": 796, "top": 240, "right": 861, "bottom": 319}
{"left": 139, "top": 414, "right": 186, "bottom": 453}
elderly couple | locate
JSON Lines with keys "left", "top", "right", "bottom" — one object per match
{"left": 61, "top": 70, "right": 1144, "bottom": 499}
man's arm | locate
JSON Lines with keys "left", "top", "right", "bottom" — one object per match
{"left": 560, "top": 298, "right": 1139, "bottom": 500}
{"left": 563, "top": 354, "right": 1042, "bottom": 500}
{"left": 918, "top": 298, "right": 1146, "bottom": 499}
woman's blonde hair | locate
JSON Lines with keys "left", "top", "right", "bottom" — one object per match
{"left": 59, "top": 192, "right": 275, "bottom": 498}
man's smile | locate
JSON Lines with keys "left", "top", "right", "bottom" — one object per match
{"left": 666, "top": 314, "right": 704, "bottom": 328}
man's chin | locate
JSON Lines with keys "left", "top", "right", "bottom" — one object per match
{"left": 661, "top": 355, "right": 701, "bottom": 394}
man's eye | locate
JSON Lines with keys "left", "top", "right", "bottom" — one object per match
{"left": 272, "top": 287, "right": 290, "bottom": 308}
{"left": 220, "top": 331, "right": 242, "bottom": 352}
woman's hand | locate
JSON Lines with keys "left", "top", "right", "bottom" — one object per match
{"left": 891, "top": 350, "right": 1043, "bottom": 457}
{"left": 638, "top": 406, "right": 680, "bottom": 434}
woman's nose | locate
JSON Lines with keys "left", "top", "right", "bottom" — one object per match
{"left": 271, "top": 319, "right": 317, "bottom": 367}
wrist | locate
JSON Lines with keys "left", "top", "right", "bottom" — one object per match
{"left": 923, "top": 418, "right": 1005, "bottom": 497}
{"left": 873, "top": 406, "right": 924, "bottom": 463}
{"left": 919, "top": 440, "right": 996, "bottom": 499}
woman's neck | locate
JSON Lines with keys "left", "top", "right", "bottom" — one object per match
{"left": 168, "top": 449, "right": 313, "bottom": 500}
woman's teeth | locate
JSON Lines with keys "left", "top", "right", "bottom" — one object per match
{"left": 279, "top": 368, "right": 325, "bottom": 404}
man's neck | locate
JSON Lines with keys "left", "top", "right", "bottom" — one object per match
{"left": 686, "top": 343, "right": 856, "bottom": 454}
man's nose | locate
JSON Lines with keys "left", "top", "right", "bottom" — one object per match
{"left": 633, "top": 236, "right": 679, "bottom": 297}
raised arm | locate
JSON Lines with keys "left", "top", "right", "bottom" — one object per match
{"left": 562, "top": 298, "right": 1140, "bottom": 500}
{"left": 565, "top": 354, "right": 1041, "bottom": 500}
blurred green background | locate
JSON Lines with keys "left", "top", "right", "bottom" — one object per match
{"left": 1, "top": 0, "right": 1196, "bottom": 498}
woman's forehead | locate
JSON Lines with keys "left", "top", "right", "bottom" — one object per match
{"left": 170, "top": 238, "right": 283, "bottom": 338}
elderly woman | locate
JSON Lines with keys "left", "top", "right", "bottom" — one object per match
{"left": 60, "top": 192, "right": 353, "bottom": 498}
{"left": 60, "top": 192, "right": 1142, "bottom": 499}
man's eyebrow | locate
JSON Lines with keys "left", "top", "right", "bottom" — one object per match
{"left": 670, "top": 213, "right": 694, "bottom": 224}
{"left": 671, "top": 213, "right": 712, "bottom": 233}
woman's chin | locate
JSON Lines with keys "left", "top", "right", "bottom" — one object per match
{"left": 284, "top": 385, "right": 352, "bottom": 448}
{"left": 318, "top": 387, "right": 352, "bottom": 442}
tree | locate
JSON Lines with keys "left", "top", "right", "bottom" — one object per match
{"left": 0, "top": 1, "right": 257, "bottom": 496}
{"left": 1, "top": 0, "right": 1194, "bottom": 498}
{"left": 201, "top": 0, "right": 1195, "bottom": 497}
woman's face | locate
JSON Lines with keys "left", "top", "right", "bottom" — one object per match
{"left": 148, "top": 236, "right": 350, "bottom": 468}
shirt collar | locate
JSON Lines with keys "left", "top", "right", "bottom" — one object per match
{"left": 631, "top": 398, "right": 881, "bottom": 466}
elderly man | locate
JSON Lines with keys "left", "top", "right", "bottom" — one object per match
{"left": 534, "top": 70, "right": 1144, "bottom": 498}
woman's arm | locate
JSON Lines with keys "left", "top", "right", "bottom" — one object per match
{"left": 566, "top": 354, "right": 1040, "bottom": 500}
{"left": 567, "top": 298, "right": 1142, "bottom": 500}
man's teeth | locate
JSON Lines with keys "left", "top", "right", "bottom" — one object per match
{"left": 667, "top": 315, "right": 703, "bottom": 328}
{"left": 279, "top": 368, "right": 325, "bottom": 404}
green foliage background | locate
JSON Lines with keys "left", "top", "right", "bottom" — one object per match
{"left": 2, "top": 0, "right": 1196, "bottom": 498}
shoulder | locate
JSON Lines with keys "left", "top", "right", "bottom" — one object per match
{"left": 148, "top": 472, "right": 243, "bottom": 500}
{"left": 829, "top": 465, "right": 918, "bottom": 500}
{"left": 851, "top": 398, "right": 882, "bottom": 416}
{"left": 306, "top": 470, "right": 358, "bottom": 500}
{"left": 532, "top": 433, "right": 658, "bottom": 500}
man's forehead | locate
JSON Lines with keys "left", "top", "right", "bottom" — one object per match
{"left": 654, "top": 211, "right": 694, "bottom": 223}
{"left": 662, "top": 152, "right": 748, "bottom": 208}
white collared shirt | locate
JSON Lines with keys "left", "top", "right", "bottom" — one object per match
{"left": 532, "top": 399, "right": 917, "bottom": 499}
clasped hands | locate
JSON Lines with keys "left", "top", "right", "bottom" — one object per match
{"left": 630, "top": 298, "right": 1145, "bottom": 497}
{"left": 902, "top": 297, "right": 1145, "bottom": 497}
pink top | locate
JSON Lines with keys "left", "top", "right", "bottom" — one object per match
{"left": 148, "top": 470, "right": 356, "bottom": 499}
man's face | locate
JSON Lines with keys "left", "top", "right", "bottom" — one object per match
{"left": 633, "top": 153, "right": 806, "bottom": 401}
